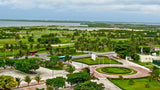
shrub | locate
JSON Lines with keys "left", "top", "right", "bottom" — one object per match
{"left": 119, "top": 75, "right": 124, "bottom": 81}
{"left": 145, "top": 84, "right": 150, "bottom": 88}
{"left": 36, "top": 88, "right": 45, "bottom": 90}
{"left": 46, "top": 86, "right": 54, "bottom": 90}
{"left": 128, "top": 79, "right": 135, "bottom": 85}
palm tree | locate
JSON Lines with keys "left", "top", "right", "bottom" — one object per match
{"left": 65, "top": 55, "right": 71, "bottom": 63}
{"left": 24, "top": 75, "right": 32, "bottom": 86}
{"left": 15, "top": 77, "right": 22, "bottom": 88}
{"left": 65, "top": 64, "right": 75, "bottom": 74}
{"left": 34, "top": 74, "right": 41, "bottom": 84}
{"left": 56, "top": 61, "right": 64, "bottom": 69}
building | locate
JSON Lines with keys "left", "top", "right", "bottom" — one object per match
{"left": 153, "top": 47, "right": 160, "bottom": 51}
{"left": 125, "top": 56, "right": 132, "bottom": 60}
{"left": 139, "top": 54, "right": 160, "bottom": 62}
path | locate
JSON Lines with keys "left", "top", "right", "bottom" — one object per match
{"left": 112, "top": 58, "right": 151, "bottom": 71}
{"left": 92, "top": 78, "right": 122, "bottom": 90}
{"left": 51, "top": 43, "right": 74, "bottom": 47}
{"left": 13, "top": 84, "right": 46, "bottom": 90}
{"left": 70, "top": 61, "right": 88, "bottom": 69}
{"left": 89, "top": 64, "right": 150, "bottom": 78}
{"left": 9, "top": 52, "right": 116, "bottom": 61}
{"left": 0, "top": 67, "right": 68, "bottom": 84}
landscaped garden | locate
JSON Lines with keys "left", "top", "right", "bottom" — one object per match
{"left": 109, "top": 77, "right": 160, "bottom": 90}
{"left": 72, "top": 57, "right": 122, "bottom": 65}
{"left": 96, "top": 67, "right": 137, "bottom": 75}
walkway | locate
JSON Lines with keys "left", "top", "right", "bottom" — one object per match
{"left": 89, "top": 64, "right": 150, "bottom": 78}
{"left": 92, "top": 78, "right": 121, "bottom": 90}
{"left": 112, "top": 58, "right": 151, "bottom": 71}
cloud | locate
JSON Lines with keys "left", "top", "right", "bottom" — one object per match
{"left": 0, "top": 0, "right": 160, "bottom": 14}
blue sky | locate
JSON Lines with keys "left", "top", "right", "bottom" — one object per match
{"left": 0, "top": 0, "right": 160, "bottom": 22}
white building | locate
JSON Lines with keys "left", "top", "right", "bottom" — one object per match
{"left": 153, "top": 47, "right": 160, "bottom": 51}
{"left": 139, "top": 54, "right": 160, "bottom": 62}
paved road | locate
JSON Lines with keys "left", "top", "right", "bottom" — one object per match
{"left": 72, "top": 52, "right": 116, "bottom": 59}
{"left": 10, "top": 52, "right": 116, "bottom": 60}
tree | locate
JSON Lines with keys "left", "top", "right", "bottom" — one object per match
{"left": 46, "top": 77, "right": 66, "bottom": 90}
{"left": 74, "top": 81, "right": 105, "bottom": 90}
{"left": 15, "top": 59, "right": 31, "bottom": 73}
{"left": 0, "top": 75, "right": 18, "bottom": 90}
{"left": 150, "top": 68, "right": 160, "bottom": 83}
{"left": 15, "top": 77, "right": 22, "bottom": 88}
{"left": 36, "top": 88, "right": 45, "bottom": 90}
{"left": 15, "top": 34, "right": 21, "bottom": 41}
{"left": 114, "top": 44, "right": 133, "bottom": 59}
{"left": 82, "top": 67, "right": 90, "bottom": 74}
{"left": 24, "top": 75, "right": 32, "bottom": 86}
{"left": 5, "top": 59, "right": 16, "bottom": 68}
{"left": 26, "top": 49, "right": 30, "bottom": 59}
{"left": 65, "top": 64, "right": 75, "bottom": 74}
{"left": 56, "top": 61, "right": 64, "bottom": 69}
{"left": 67, "top": 72, "right": 90, "bottom": 86}
{"left": 128, "top": 79, "right": 135, "bottom": 85}
{"left": 28, "top": 36, "right": 34, "bottom": 42}
{"left": 0, "top": 58, "right": 5, "bottom": 69}
{"left": 15, "top": 58, "right": 40, "bottom": 73}
{"left": 18, "top": 50, "right": 24, "bottom": 57}
{"left": 119, "top": 75, "right": 124, "bottom": 81}
{"left": 34, "top": 74, "right": 41, "bottom": 84}
{"left": 143, "top": 47, "right": 151, "bottom": 54}
{"left": 46, "top": 85, "right": 54, "bottom": 90}
{"left": 131, "top": 54, "right": 140, "bottom": 62}
{"left": 29, "top": 58, "right": 40, "bottom": 71}
{"left": 65, "top": 55, "right": 71, "bottom": 63}
{"left": 45, "top": 56, "right": 59, "bottom": 67}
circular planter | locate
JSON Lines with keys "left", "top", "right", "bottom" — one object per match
{"left": 96, "top": 66, "right": 137, "bottom": 75}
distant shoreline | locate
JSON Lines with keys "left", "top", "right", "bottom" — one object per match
{"left": 0, "top": 19, "right": 160, "bottom": 25}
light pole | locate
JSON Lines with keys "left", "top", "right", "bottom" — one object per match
{"left": 52, "top": 70, "right": 54, "bottom": 78}
{"left": 5, "top": 48, "right": 6, "bottom": 58}
{"left": 103, "top": 57, "right": 104, "bottom": 65}
{"left": 98, "top": 58, "right": 100, "bottom": 65}
{"left": 13, "top": 49, "right": 14, "bottom": 58}
{"left": 108, "top": 56, "right": 111, "bottom": 66}
{"left": 101, "top": 57, "right": 104, "bottom": 65}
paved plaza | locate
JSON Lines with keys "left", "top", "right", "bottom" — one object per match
{"left": 0, "top": 67, "right": 68, "bottom": 84}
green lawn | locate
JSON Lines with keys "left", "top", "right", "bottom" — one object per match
{"left": 109, "top": 77, "right": 160, "bottom": 90}
{"left": 72, "top": 57, "right": 122, "bottom": 65}
{"left": 101, "top": 67, "right": 132, "bottom": 74}
{"left": 96, "top": 67, "right": 137, "bottom": 75}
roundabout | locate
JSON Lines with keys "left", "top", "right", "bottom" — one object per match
{"left": 89, "top": 64, "right": 151, "bottom": 78}
{"left": 96, "top": 66, "right": 137, "bottom": 75}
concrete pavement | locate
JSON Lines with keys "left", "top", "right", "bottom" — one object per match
{"left": 92, "top": 78, "right": 122, "bottom": 90}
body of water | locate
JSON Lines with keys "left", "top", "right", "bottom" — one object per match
{"left": 0, "top": 21, "right": 88, "bottom": 27}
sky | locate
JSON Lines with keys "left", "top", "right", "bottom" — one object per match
{"left": 0, "top": 0, "right": 160, "bottom": 22}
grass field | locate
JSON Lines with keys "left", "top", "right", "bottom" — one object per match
{"left": 72, "top": 57, "right": 122, "bottom": 65}
{"left": 101, "top": 67, "right": 131, "bottom": 74}
{"left": 96, "top": 67, "right": 137, "bottom": 75}
{"left": 109, "top": 77, "right": 160, "bottom": 90}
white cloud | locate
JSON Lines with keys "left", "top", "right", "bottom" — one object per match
{"left": 0, "top": 0, "right": 160, "bottom": 14}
